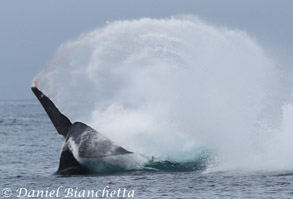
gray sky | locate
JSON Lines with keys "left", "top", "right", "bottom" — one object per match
{"left": 1, "top": 0, "right": 292, "bottom": 99}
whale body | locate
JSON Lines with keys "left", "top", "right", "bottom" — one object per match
{"left": 31, "top": 87, "right": 134, "bottom": 175}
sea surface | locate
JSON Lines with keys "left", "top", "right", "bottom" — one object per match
{"left": 1, "top": 100, "right": 293, "bottom": 199}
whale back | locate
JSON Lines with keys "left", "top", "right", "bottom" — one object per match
{"left": 66, "top": 122, "right": 132, "bottom": 158}
{"left": 32, "top": 86, "right": 133, "bottom": 174}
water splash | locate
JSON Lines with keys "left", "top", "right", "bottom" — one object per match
{"left": 34, "top": 16, "right": 293, "bottom": 171}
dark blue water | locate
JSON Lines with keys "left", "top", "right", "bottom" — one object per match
{"left": 1, "top": 100, "right": 293, "bottom": 198}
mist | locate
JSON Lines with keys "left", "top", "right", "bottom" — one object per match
{"left": 34, "top": 16, "right": 293, "bottom": 171}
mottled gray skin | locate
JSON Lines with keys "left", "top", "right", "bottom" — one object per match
{"left": 31, "top": 87, "right": 132, "bottom": 175}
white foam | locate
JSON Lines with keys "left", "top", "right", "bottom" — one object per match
{"left": 34, "top": 16, "right": 293, "bottom": 171}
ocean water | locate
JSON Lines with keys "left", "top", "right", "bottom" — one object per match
{"left": 3, "top": 16, "right": 293, "bottom": 199}
{"left": 1, "top": 100, "right": 293, "bottom": 199}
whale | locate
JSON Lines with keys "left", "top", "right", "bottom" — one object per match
{"left": 31, "top": 87, "right": 133, "bottom": 175}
